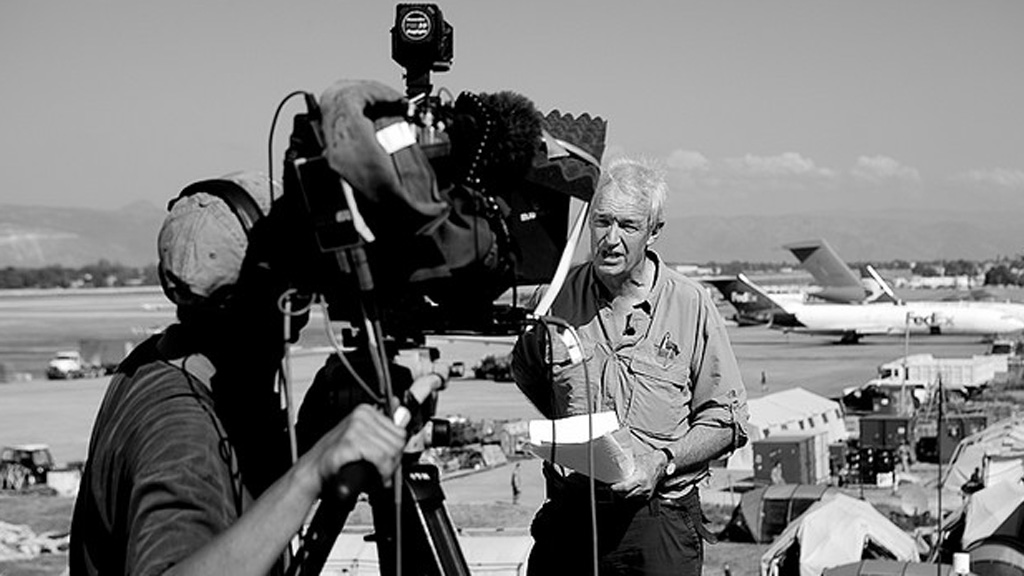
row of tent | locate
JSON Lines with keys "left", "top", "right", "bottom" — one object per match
{"left": 723, "top": 478, "right": 1024, "bottom": 575}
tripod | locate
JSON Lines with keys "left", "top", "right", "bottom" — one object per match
{"left": 281, "top": 247, "right": 471, "bottom": 575}
{"left": 287, "top": 460, "right": 470, "bottom": 576}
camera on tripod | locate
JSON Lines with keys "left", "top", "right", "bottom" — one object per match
{"left": 274, "top": 6, "right": 608, "bottom": 573}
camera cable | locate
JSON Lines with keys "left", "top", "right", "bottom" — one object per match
{"left": 266, "top": 90, "right": 314, "bottom": 203}
{"left": 277, "top": 288, "right": 315, "bottom": 465}
{"left": 316, "top": 297, "right": 385, "bottom": 406}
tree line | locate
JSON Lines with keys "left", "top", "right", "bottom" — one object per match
{"left": 709, "top": 256, "right": 1024, "bottom": 287}
{"left": 0, "top": 260, "right": 159, "bottom": 289}
{"left": 4, "top": 255, "right": 1024, "bottom": 290}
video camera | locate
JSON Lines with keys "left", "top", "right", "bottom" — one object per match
{"left": 272, "top": 4, "right": 607, "bottom": 346}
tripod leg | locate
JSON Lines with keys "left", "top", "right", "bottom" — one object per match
{"left": 285, "top": 495, "right": 359, "bottom": 576}
{"left": 370, "top": 463, "right": 471, "bottom": 576}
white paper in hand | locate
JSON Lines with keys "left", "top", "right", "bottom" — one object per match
{"left": 527, "top": 411, "right": 635, "bottom": 484}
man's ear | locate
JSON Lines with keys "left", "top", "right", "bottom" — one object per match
{"left": 647, "top": 221, "right": 664, "bottom": 246}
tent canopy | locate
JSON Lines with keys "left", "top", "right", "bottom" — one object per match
{"left": 723, "top": 484, "right": 837, "bottom": 543}
{"left": 747, "top": 388, "right": 848, "bottom": 441}
{"left": 760, "top": 494, "right": 919, "bottom": 576}
{"left": 943, "top": 415, "right": 1024, "bottom": 493}
{"left": 963, "top": 478, "right": 1024, "bottom": 550}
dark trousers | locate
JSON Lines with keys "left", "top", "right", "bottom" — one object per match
{"left": 526, "top": 489, "right": 708, "bottom": 576}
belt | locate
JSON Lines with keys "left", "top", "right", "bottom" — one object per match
{"left": 550, "top": 482, "right": 696, "bottom": 508}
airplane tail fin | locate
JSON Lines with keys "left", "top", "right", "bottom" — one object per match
{"left": 784, "top": 238, "right": 868, "bottom": 303}
{"left": 863, "top": 264, "right": 901, "bottom": 304}
{"left": 702, "top": 274, "right": 788, "bottom": 325}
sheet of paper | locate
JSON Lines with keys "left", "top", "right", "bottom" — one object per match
{"left": 527, "top": 411, "right": 635, "bottom": 484}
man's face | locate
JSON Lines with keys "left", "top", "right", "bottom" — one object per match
{"left": 589, "top": 185, "right": 659, "bottom": 284}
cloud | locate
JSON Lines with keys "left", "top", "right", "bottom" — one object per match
{"left": 725, "top": 152, "right": 836, "bottom": 178}
{"left": 661, "top": 149, "right": 842, "bottom": 216}
{"left": 666, "top": 149, "right": 709, "bottom": 172}
{"left": 955, "top": 168, "right": 1024, "bottom": 188}
{"left": 850, "top": 155, "right": 921, "bottom": 182}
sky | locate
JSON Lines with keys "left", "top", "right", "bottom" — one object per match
{"left": 2, "top": 1, "right": 1023, "bottom": 219}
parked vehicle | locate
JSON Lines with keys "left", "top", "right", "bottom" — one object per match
{"left": 1, "top": 444, "right": 55, "bottom": 490}
{"left": 46, "top": 350, "right": 94, "bottom": 379}
{"left": 45, "top": 338, "right": 136, "bottom": 379}
{"left": 473, "top": 354, "right": 513, "bottom": 382}
{"left": 448, "top": 361, "right": 466, "bottom": 378}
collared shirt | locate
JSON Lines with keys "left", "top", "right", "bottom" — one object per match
{"left": 513, "top": 251, "right": 749, "bottom": 497}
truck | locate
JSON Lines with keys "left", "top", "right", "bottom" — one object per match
{"left": 877, "top": 353, "right": 1007, "bottom": 391}
{"left": 46, "top": 350, "right": 96, "bottom": 379}
{"left": 46, "top": 338, "right": 137, "bottom": 379}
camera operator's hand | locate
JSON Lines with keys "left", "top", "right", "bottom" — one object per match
{"left": 299, "top": 403, "right": 406, "bottom": 499}
{"left": 162, "top": 403, "right": 405, "bottom": 576}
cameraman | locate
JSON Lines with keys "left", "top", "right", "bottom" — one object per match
{"left": 69, "top": 172, "right": 406, "bottom": 576}
{"left": 512, "top": 158, "right": 750, "bottom": 576}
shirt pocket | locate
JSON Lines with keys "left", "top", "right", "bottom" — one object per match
{"left": 624, "top": 354, "right": 692, "bottom": 440}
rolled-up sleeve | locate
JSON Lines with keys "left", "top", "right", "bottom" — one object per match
{"left": 689, "top": 293, "right": 750, "bottom": 451}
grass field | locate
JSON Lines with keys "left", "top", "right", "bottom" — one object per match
{"left": 0, "top": 287, "right": 1007, "bottom": 575}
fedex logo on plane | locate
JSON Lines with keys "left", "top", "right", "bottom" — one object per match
{"left": 730, "top": 291, "right": 758, "bottom": 304}
{"left": 908, "top": 312, "right": 953, "bottom": 327}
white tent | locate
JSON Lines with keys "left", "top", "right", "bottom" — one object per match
{"left": 962, "top": 477, "right": 1024, "bottom": 550}
{"left": 942, "top": 415, "right": 1024, "bottom": 493}
{"left": 760, "top": 494, "right": 919, "bottom": 576}
{"left": 728, "top": 387, "right": 849, "bottom": 479}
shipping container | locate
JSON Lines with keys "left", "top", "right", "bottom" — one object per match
{"left": 915, "top": 413, "right": 990, "bottom": 463}
{"left": 937, "top": 414, "right": 989, "bottom": 463}
{"left": 753, "top": 434, "right": 818, "bottom": 485}
{"left": 859, "top": 415, "right": 913, "bottom": 450}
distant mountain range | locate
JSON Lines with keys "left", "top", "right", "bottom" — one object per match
{"left": 0, "top": 202, "right": 165, "bottom": 267}
{"left": 1, "top": 203, "right": 1020, "bottom": 268}
{"left": 658, "top": 209, "right": 1024, "bottom": 264}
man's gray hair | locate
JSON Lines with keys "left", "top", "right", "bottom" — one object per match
{"left": 596, "top": 157, "right": 668, "bottom": 229}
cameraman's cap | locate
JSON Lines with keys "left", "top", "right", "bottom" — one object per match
{"left": 158, "top": 171, "right": 276, "bottom": 305}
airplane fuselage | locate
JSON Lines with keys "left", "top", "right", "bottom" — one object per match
{"left": 773, "top": 300, "right": 1024, "bottom": 337}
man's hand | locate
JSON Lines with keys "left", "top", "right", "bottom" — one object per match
{"left": 304, "top": 404, "right": 406, "bottom": 498}
{"left": 610, "top": 449, "right": 668, "bottom": 499}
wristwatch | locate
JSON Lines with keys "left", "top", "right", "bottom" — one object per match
{"left": 659, "top": 447, "right": 676, "bottom": 476}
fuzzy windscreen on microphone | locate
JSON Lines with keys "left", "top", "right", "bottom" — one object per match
{"left": 450, "top": 90, "right": 544, "bottom": 194}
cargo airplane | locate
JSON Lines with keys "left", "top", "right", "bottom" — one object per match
{"left": 785, "top": 238, "right": 1024, "bottom": 324}
{"left": 704, "top": 274, "right": 1024, "bottom": 343}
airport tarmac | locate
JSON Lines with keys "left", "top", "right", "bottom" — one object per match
{"left": 0, "top": 320, "right": 992, "bottom": 465}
